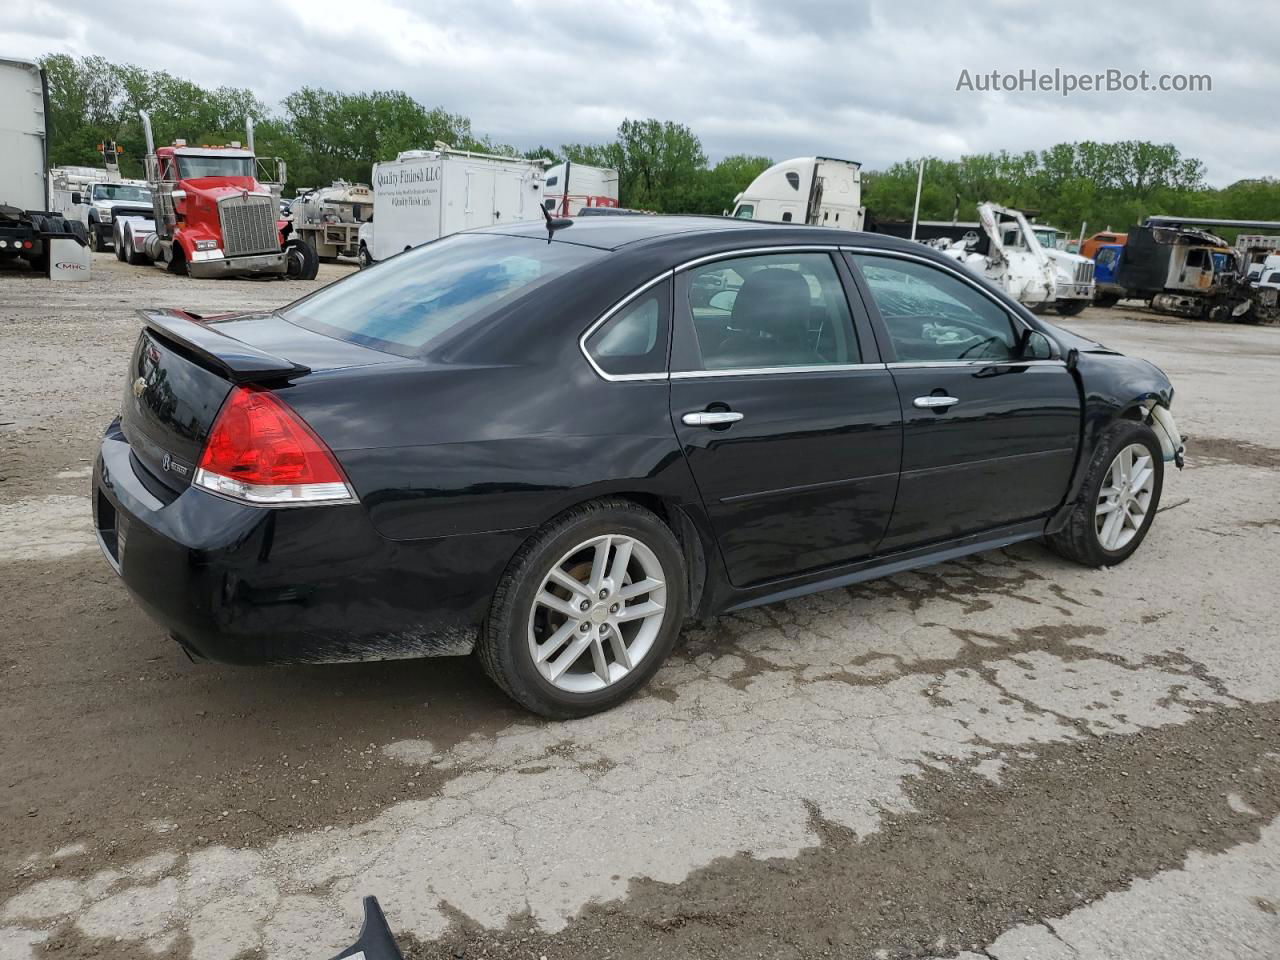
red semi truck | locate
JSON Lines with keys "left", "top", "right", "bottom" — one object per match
{"left": 114, "top": 111, "right": 318, "bottom": 280}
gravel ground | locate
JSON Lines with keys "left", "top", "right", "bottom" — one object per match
{"left": 1, "top": 252, "right": 1278, "bottom": 960}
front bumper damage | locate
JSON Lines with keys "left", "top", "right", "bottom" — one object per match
{"left": 187, "top": 250, "right": 287, "bottom": 279}
{"left": 1150, "top": 403, "right": 1186, "bottom": 469}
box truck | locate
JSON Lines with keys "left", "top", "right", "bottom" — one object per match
{"left": 360, "top": 144, "right": 547, "bottom": 265}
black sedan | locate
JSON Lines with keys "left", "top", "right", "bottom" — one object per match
{"left": 93, "top": 216, "right": 1185, "bottom": 717}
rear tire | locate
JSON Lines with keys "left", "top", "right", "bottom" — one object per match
{"left": 124, "top": 225, "right": 149, "bottom": 265}
{"left": 478, "top": 499, "right": 687, "bottom": 718}
{"left": 1047, "top": 419, "right": 1164, "bottom": 567}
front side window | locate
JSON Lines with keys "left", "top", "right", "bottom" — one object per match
{"left": 282, "top": 233, "right": 604, "bottom": 357}
{"left": 851, "top": 254, "right": 1023, "bottom": 363}
{"left": 733, "top": 204, "right": 754, "bottom": 219}
{"left": 684, "top": 253, "right": 859, "bottom": 370}
{"left": 584, "top": 281, "right": 671, "bottom": 376}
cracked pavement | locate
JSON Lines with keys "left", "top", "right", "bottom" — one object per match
{"left": 2, "top": 259, "right": 1278, "bottom": 959}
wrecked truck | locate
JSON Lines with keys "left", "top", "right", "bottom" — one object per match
{"left": 932, "top": 202, "right": 1096, "bottom": 316}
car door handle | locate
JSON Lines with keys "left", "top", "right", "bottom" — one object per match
{"left": 913, "top": 395, "right": 960, "bottom": 409}
{"left": 682, "top": 411, "right": 744, "bottom": 426}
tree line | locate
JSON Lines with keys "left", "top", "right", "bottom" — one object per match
{"left": 39, "top": 54, "right": 1280, "bottom": 235}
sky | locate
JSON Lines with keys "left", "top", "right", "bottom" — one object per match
{"left": 5, "top": 0, "right": 1279, "bottom": 186}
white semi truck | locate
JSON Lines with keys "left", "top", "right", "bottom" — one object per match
{"left": 360, "top": 144, "right": 548, "bottom": 265}
{"left": 541, "top": 161, "right": 619, "bottom": 216}
{"left": 0, "top": 56, "right": 90, "bottom": 276}
{"left": 729, "top": 157, "right": 865, "bottom": 229}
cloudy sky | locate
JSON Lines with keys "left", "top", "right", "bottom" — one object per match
{"left": 6, "top": 0, "right": 1278, "bottom": 185}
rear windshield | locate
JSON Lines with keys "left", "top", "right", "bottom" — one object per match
{"left": 281, "top": 233, "right": 605, "bottom": 357}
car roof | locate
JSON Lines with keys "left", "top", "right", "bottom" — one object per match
{"left": 472, "top": 214, "right": 930, "bottom": 255}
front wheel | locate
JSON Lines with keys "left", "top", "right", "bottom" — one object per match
{"left": 1047, "top": 420, "right": 1164, "bottom": 567}
{"left": 358, "top": 243, "right": 373, "bottom": 269}
{"left": 284, "top": 238, "right": 320, "bottom": 280}
{"left": 478, "top": 499, "right": 687, "bottom": 718}
{"left": 1055, "top": 299, "right": 1088, "bottom": 317}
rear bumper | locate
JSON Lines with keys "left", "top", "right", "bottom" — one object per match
{"left": 187, "top": 250, "right": 287, "bottom": 278}
{"left": 93, "top": 421, "right": 525, "bottom": 664}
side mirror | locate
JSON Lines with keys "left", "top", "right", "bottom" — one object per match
{"left": 71, "top": 192, "right": 82, "bottom": 205}
{"left": 1022, "top": 330, "right": 1054, "bottom": 361}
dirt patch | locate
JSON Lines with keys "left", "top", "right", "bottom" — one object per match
{"left": 402, "top": 701, "right": 1280, "bottom": 960}
{"left": 1188, "top": 436, "right": 1280, "bottom": 470}
{"left": 0, "top": 553, "right": 523, "bottom": 903}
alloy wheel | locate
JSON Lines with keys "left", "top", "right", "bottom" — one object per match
{"left": 1095, "top": 442, "right": 1155, "bottom": 552}
{"left": 527, "top": 534, "right": 667, "bottom": 694}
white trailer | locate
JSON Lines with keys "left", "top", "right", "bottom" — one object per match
{"left": 362, "top": 144, "right": 547, "bottom": 265}
{"left": 0, "top": 56, "right": 89, "bottom": 275}
{"left": 729, "top": 157, "right": 865, "bottom": 230}
{"left": 542, "top": 161, "right": 619, "bottom": 216}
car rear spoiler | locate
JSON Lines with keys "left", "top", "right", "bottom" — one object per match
{"left": 140, "top": 309, "right": 311, "bottom": 383}
{"left": 328, "top": 896, "right": 404, "bottom": 960}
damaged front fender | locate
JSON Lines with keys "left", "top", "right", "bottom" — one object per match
{"left": 1045, "top": 348, "right": 1181, "bottom": 535}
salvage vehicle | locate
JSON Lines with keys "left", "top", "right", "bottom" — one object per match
{"left": 92, "top": 216, "right": 1184, "bottom": 718}
{"left": 730, "top": 156, "right": 865, "bottom": 229}
{"left": 115, "top": 111, "right": 318, "bottom": 279}
{"left": 934, "top": 203, "right": 1095, "bottom": 315}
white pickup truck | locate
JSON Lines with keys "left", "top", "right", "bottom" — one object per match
{"left": 51, "top": 175, "right": 153, "bottom": 253}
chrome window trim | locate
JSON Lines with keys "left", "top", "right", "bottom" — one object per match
{"left": 674, "top": 245, "right": 842, "bottom": 273}
{"left": 578, "top": 269, "right": 675, "bottom": 383}
{"left": 671, "top": 362, "right": 888, "bottom": 380}
{"left": 580, "top": 246, "right": 850, "bottom": 383}
{"left": 885, "top": 359, "right": 1067, "bottom": 370}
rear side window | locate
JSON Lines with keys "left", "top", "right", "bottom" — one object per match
{"left": 684, "top": 253, "right": 859, "bottom": 370}
{"left": 282, "top": 234, "right": 604, "bottom": 357}
{"left": 585, "top": 280, "right": 671, "bottom": 377}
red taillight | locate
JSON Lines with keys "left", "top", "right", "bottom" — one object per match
{"left": 193, "top": 385, "right": 355, "bottom": 505}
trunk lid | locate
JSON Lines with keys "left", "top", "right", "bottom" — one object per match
{"left": 121, "top": 310, "right": 400, "bottom": 494}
